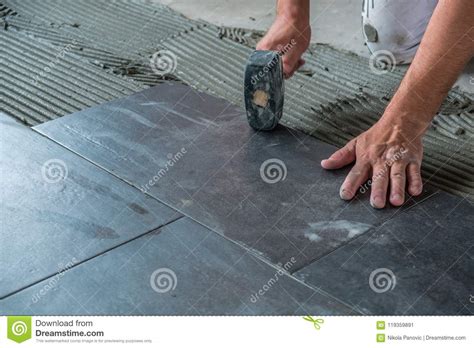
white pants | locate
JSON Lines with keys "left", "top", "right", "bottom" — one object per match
{"left": 362, "top": 0, "right": 439, "bottom": 64}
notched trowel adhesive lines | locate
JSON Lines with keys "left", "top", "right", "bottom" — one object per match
{"left": 2, "top": 1, "right": 192, "bottom": 85}
{"left": 0, "top": 30, "right": 143, "bottom": 125}
{"left": 4, "top": 0, "right": 198, "bottom": 55}
{"left": 217, "top": 26, "right": 264, "bottom": 48}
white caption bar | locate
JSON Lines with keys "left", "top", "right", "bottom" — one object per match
{"left": 0, "top": 316, "right": 472, "bottom": 347}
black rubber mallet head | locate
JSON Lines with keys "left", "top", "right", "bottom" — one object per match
{"left": 244, "top": 50, "right": 284, "bottom": 131}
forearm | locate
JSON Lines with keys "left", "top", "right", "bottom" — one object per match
{"left": 383, "top": 0, "right": 474, "bottom": 133}
{"left": 276, "top": 0, "right": 309, "bottom": 24}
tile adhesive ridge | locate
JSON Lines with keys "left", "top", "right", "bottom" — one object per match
{"left": 0, "top": 29, "right": 144, "bottom": 125}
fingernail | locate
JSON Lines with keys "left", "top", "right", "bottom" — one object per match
{"left": 370, "top": 196, "right": 384, "bottom": 209}
{"left": 339, "top": 188, "right": 352, "bottom": 200}
{"left": 410, "top": 186, "right": 422, "bottom": 196}
{"left": 391, "top": 194, "right": 402, "bottom": 204}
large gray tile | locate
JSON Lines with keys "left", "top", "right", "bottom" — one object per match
{"left": 294, "top": 192, "right": 474, "bottom": 315}
{"left": 0, "top": 217, "right": 357, "bottom": 315}
{"left": 35, "top": 82, "right": 435, "bottom": 270}
{"left": 0, "top": 114, "right": 180, "bottom": 298}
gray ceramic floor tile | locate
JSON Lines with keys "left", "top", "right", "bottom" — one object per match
{"left": 0, "top": 114, "right": 180, "bottom": 299}
{"left": 35, "top": 82, "right": 435, "bottom": 270}
{"left": 294, "top": 192, "right": 474, "bottom": 315}
{"left": 0, "top": 217, "right": 357, "bottom": 315}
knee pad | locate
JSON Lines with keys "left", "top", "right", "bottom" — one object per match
{"left": 362, "top": 0, "right": 438, "bottom": 64}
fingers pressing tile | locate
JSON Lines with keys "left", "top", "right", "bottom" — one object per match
{"left": 321, "top": 142, "right": 356, "bottom": 170}
{"left": 407, "top": 163, "right": 423, "bottom": 196}
{"left": 370, "top": 164, "right": 389, "bottom": 209}
{"left": 389, "top": 162, "right": 407, "bottom": 206}
{"left": 340, "top": 164, "right": 370, "bottom": 201}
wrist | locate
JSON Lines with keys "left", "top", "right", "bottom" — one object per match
{"left": 379, "top": 84, "right": 439, "bottom": 137}
{"left": 379, "top": 104, "right": 432, "bottom": 139}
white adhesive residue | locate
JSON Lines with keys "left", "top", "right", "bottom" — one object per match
{"left": 141, "top": 102, "right": 219, "bottom": 127}
{"left": 106, "top": 106, "right": 156, "bottom": 128}
{"left": 304, "top": 220, "right": 373, "bottom": 242}
{"left": 304, "top": 232, "right": 322, "bottom": 242}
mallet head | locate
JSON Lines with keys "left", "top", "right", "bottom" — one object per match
{"left": 244, "top": 50, "right": 284, "bottom": 131}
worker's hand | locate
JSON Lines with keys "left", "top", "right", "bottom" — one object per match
{"left": 256, "top": 12, "right": 311, "bottom": 78}
{"left": 321, "top": 116, "right": 426, "bottom": 208}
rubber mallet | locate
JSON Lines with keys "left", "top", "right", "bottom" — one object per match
{"left": 244, "top": 50, "right": 284, "bottom": 131}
